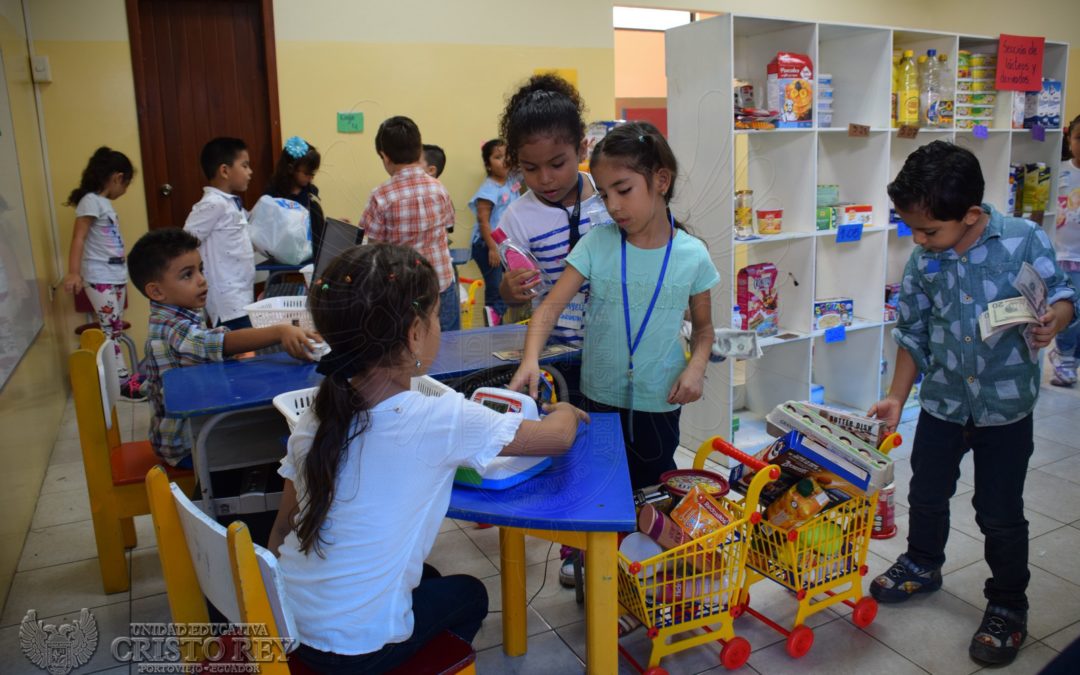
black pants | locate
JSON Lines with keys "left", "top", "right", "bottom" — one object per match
{"left": 296, "top": 564, "right": 488, "bottom": 674}
{"left": 907, "top": 410, "right": 1034, "bottom": 610}
{"left": 584, "top": 398, "right": 681, "bottom": 490}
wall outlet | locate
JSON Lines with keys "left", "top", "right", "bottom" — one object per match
{"left": 30, "top": 55, "right": 52, "bottom": 83}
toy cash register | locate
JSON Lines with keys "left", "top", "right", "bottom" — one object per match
{"left": 453, "top": 383, "right": 555, "bottom": 490}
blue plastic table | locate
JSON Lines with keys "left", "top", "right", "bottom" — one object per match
{"left": 449, "top": 412, "right": 634, "bottom": 673}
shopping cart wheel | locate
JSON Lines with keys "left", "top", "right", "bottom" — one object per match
{"left": 720, "top": 636, "right": 751, "bottom": 670}
{"left": 785, "top": 625, "right": 814, "bottom": 658}
{"left": 852, "top": 596, "right": 878, "bottom": 627}
{"left": 642, "top": 668, "right": 668, "bottom": 675}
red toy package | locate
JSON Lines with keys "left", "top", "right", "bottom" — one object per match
{"left": 737, "top": 263, "right": 779, "bottom": 337}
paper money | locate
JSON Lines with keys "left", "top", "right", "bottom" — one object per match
{"left": 680, "top": 322, "right": 762, "bottom": 361}
{"left": 1012, "top": 261, "right": 1048, "bottom": 318}
{"left": 987, "top": 297, "right": 1038, "bottom": 327}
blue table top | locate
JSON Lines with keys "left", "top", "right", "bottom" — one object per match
{"left": 163, "top": 325, "right": 578, "bottom": 418}
{"left": 448, "top": 413, "right": 635, "bottom": 532}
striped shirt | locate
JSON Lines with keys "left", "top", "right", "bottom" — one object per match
{"left": 495, "top": 174, "right": 613, "bottom": 346}
{"left": 141, "top": 301, "right": 227, "bottom": 464}
{"left": 360, "top": 166, "right": 456, "bottom": 292}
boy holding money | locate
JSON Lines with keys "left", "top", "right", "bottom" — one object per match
{"left": 868, "top": 141, "right": 1078, "bottom": 666}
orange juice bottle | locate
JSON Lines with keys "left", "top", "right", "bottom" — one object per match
{"left": 766, "top": 478, "right": 830, "bottom": 529}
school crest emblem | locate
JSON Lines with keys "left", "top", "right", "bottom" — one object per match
{"left": 20, "top": 608, "right": 98, "bottom": 674}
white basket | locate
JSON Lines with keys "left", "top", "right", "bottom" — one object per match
{"left": 244, "top": 296, "right": 314, "bottom": 331}
{"left": 300, "top": 264, "right": 314, "bottom": 288}
{"left": 273, "top": 376, "right": 452, "bottom": 432}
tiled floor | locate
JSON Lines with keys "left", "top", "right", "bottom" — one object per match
{"left": 3, "top": 374, "right": 1080, "bottom": 674}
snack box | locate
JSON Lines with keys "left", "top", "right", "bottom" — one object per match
{"left": 737, "top": 262, "right": 779, "bottom": 337}
{"left": 955, "top": 117, "right": 994, "bottom": 130}
{"left": 1022, "top": 162, "right": 1050, "bottom": 213}
{"left": 884, "top": 282, "right": 901, "bottom": 322}
{"left": 801, "top": 401, "right": 889, "bottom": 447}
{"left": 816, "top": 206, "right": 838, "bottom": 231}
{"left": 1010, "top": 91, "right": 1026, "bottom": 129}
{"left": 734, "top": 80, "right": 755, "bottom": 109}
{"left": 834, "top": 203, "right": 873, "bottom": 226}
{"left": 813, "top": 298, "right": 854, "bottom": 330}
{"left": 956, "top": 92, "right": 996, "bottom": 106}
{"left": 765, "top": 401, "right": 894, "bottom": 494}
{"left": 729, "top": 432, "right": 858, "bottom": 509}
{"left": 817, "top": 184, "right": 840, "bottom": 207}
{"left": 767, "top": 52, "right": 814, "bottom": 128}
{"left": 1023, "top": 79, "right": 1062, "bottom": 129}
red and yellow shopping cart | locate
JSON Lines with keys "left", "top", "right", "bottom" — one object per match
{"left": 617, "top": 441, "right": 779, "bottom": 673}
{"left": 693, "top": 436, "right": 883, "bottom": 658}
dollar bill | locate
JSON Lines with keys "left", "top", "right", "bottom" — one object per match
{"left": 713, "top": 329, "right": 762, "bottom": 360}
{"left": 987, "top": 297, "right": 1038, "bottom": 327}
{"left": 1012, "top": 262, "right": 1048, "bottom": 318}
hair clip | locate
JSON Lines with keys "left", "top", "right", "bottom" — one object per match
{"left": 344, "top": 274, "right": 353, "bottom": 283}
{"left": 321, "top": 283, "right": 330, "bottom": 291}
{"left": 284, "top": 135, "right": 309, "bottom": 159}
{"left": 411, "top": 300, "right": 422, "bottom": 311}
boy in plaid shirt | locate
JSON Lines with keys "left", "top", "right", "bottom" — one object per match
{"left": 129, "top": 229, "right": 317, "bottom": 467}
{"left": 360, "top": 116, "right": 459, "bottom": 330}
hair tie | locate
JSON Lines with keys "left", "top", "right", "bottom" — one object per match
{"left": 284, "top": 136, "right": 309, "bottom": 159}
{"left": 387, "top": 272, "right": 396, "bottom": 281}
{"left": 316, "top": 350, "right": 360, "bottom": 382}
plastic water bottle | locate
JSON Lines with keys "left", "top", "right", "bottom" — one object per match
{"left": 936, "top": 53, "right": 954, "bottom": 128}
{"left": 898, "top": 50, "right": 920, "bottom": 127}
{"left": 921, "top": 49, "right": 943, "bottom": 127}
{"left": 490, "top": 229, "right": 549, "bottom": 296}
{"left": 732, "top": 305, "right": 743, "bottom": 330}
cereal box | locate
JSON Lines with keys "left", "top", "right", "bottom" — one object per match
{"left": 737, "top": 263, "right": 779, "bottom": 337}
{"left": 767, "top": 52, "right": 814, "bottom": 128}
{"left": 816, "top": 206, "right": 838, "bottom": 231}
{"left": 833, "top": 203, "right": 873, "bottom": 226}
{"left": 813, "top": 298, "right": 853, "bottom": 330}
{"left": 884, "top": 283, "right": 901, "bottom": 322}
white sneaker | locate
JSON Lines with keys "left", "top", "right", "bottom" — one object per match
{"left": 559, "top": 550, "right": 581, "bottom": 588}
{"left": 1049, "top": 348, "right": 1078, "bottom": 387}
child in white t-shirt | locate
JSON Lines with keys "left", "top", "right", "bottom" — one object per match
{"left": 183, "top": 137, "right": 256, "bottom": 329}
{"left": 1050, "top": 114, "right": 1080, "bottom": 386}
{"left": 268, "top": 243, "right": 587, "bottom": 671}
{"left": 60, "top": 146, "right": 140, "bottom": 398}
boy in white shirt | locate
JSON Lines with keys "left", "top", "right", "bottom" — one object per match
{"left": 183, "top": 137, "right": 256, "bottom": 329}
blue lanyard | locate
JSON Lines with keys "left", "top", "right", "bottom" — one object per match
{"left": 621, "top": 213, "right": 675, "bottom": 409}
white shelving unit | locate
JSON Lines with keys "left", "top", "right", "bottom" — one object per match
{"left": 668, "top": 14, "right": 1069, "bottom": 455}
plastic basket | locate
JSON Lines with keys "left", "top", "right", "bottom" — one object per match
{"left": 273, "top": 376, "right": 451, "bottom": 431}
{"left": 244, "top": 296, "right": 314, "bottom": 331}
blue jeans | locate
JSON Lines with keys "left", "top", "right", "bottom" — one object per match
{"left": 439, "top": 283, "right": 461, "bottom": 332}
{"left": 1054, "top": 269, "right": 1080, "bottom": 358}
{"left": 471, "top": 239, "right": 507, "bottom": 318}
{"left": 906, "top": 411, "right": 1033, "bottom": 610}
{"left": 295, "top": 565, "right": 488, "bottom": 673}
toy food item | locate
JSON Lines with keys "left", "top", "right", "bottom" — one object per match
{"left": 638, "top": 504, "right": 691, "bottom": 550}
{"left": 660, "top": 469, "right": 729, "bottom": 500}
{"left": 768, "top": 52, "right": 814, "bottom": 128}
{"left": 735, "top": 189, "right": 753, "bottom": 237}
{"left": 801, "top": 519, "right": 844, "bottom": 555}
{"left": 669, "top": 484, "right": 735, "bottom": 540}
{"left": 813, "top": 298, "right": 854, "bottom": 330}
{"left": 737, "top": 262, "right": 779, "bottom": 337}
{"left": 766, "top": 478, "right": 830, "bottom": 529}
{"left": 756, "top": 209, "right": 783, "bottom": 235}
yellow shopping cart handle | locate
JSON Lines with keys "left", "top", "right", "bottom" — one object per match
{"left": 878, "top": 432, "right": 902, "bottom": 454}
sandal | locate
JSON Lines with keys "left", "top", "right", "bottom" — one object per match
{"left": 869, "top": 554, "right": 942, "bottom": 603}
{"left": 970, "top": 604, "right": 1026, "bottom": 665}
{"left": 617, "top": 613, "right": 642, "bottom": 637}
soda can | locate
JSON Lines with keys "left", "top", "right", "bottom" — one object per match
{"left": 872, "top": 482, "right": 897, "bottom": 539}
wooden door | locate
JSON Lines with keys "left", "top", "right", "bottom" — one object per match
{"left": 127, "top": 0, "right": 281, "bottom": 229}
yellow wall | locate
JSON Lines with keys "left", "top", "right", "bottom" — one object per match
{"left": 615, "top": 29, "right": 666, "bottom": 99}
{"left": 0, "top": 0, "right": 78, "bottom": 608}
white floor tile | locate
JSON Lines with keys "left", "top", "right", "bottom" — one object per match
{"left": 944, "top": 559, "right": 1080, "bottom": 640}
{"left": 39, "top": 460, "right": 88, "bottom": 496}
{"left": 517, "top": 557, "right": 587, "bottom": 630}
{"left": 1030, "top": 526, "right": 1080, "bottom": 586}
{"left": 463, "top": 526, "right": 561, "bottom": 572}
{"left": 1036, "top": 453, "right": 1080, "bottom": 485}
{"left": 748, "top": 617, "right": 926, "bottom": 675}
{"left": 864, "top": 590, "right": 985, "bottom": 675}
{"left": 1042, "top": 620, "right": 1080, "bottom": 652}
{"left": 130, "top": 547, "right": 166, "bottom": 599}
{"left": 973, "top": 641, "right": 1062, "bottom": 674}
{"left": 1022, "top": 471, "right": 1080, "bottom": 523}
{"left": 866, "top": 513, "right": 986, "bottom": 575}
{"left": 1029, "top": 436, "right": 1080, "bottom": 470}
{"left": 17, "top": 520, "right": 100, "bottom": 572}
{"left": 133, "top": 514, "right": 157, "bottom": 551}
{"left": 476, "top": 629, "right": 584, "bottom": 674}
{"left": 1034, "top": 414, "right": 1080, "bottom": 450}
{"left": 947, "top": 494, "right": 1066, "bottom": 543}
{"left": 48, "top": 437, "right": 84, "bottom": 466}
{"left": 425, "top": 529, "right": 499, "bottom": 580}
{"left": 0, "top": 557, "right": 127, "bottom": 627}
{"left": 131, "top": 592, "right": 173, "bottom": 624}
{"left": 473, "top": 569, "right": 552, "bottom": 652}
{"left": 29, "top": 485, "right": 91, "bottom": 530}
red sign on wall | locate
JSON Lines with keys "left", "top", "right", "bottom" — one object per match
{"left": 996, "top": 34, "right": 1044, "bottom": 91}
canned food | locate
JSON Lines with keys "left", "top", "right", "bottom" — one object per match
{"left": 956, "top": 92, "right": 996, "bottom": 106}
{"left": 872, "top": 482, "right": 897, "bottom": 539}
{"left": 969, "top": 53, "right": 996, "bottom": 67}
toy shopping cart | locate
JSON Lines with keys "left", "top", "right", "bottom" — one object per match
{"left": 694, "top": 437, "right": 882, "bottom": 658}
{"left": 617, "top": 440, "right": 780, "bottom": 673}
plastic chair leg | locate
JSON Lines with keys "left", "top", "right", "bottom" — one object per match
{"left": 117, "top": 334, "right": 139, "bottom": 379}
{"left": 121, "top": 516, "right": 137, "bottom": 549}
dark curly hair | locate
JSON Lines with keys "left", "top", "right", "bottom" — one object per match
{"left": 887, "top": 140, "right": 984, "bottom": 221}
{"left": 499, "top": 73, "right": 587, "bottom": 168}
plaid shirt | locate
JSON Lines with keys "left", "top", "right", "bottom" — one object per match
{"left": 141, "top": 301, "right": 227, "bottom": 464}
{"left": 360, "top": 166, "right": 456, "bottom": 291}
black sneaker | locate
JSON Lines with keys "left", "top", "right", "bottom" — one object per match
{"left": 869, "top": 554, "right": 942, "bottom": 603}
{"left": 970, "top": 604, "right": 1027, "bottom": 665}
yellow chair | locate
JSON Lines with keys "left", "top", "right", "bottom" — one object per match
{"left": 70, "top": 328, "right": 195, "bottom": 593}
{"left": 147, "top": 466, "right": 478, "bottom": 674}
{"left": 459, "top": 276, "right": 486, "bottom": 329}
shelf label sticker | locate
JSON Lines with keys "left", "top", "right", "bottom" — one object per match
{"left": 848, "top": 123, "right": 870, "bottom": 137}
{"left": 836, "top": 223, "right": 863, "bottom": 243}
{"left": 824, "top": 326, "right": 846, "bottom": 343}
{"left": 898, "top": 125, "right": 919, "bottom": 139}
{"left": 1030, "top": 124, "right": 1046, "bottom": 142}
{"left": 337, "top": 112, "right": 364, "bottom": 133}
{"left": 996, "top": 34, "right": 1044, "bottom": 91}
{"left": 897, "top": 221, "right": 912, "bottom": 237}
{"left": 972, "top": 124, "right": 989, "bottom": 139}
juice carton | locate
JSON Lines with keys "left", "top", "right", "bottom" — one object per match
{"left": 1022, "top": 163, "right": 1051, "bottom": 213}
{"left": 767, "top": 52, "right": 814, "bottom": 128}
{"left": 766, "top": 478, "right": 830, "bottom": 529}
{"left": 737, "top": 263, "right": 779, "bottom": 337}
{"left": 1024, "top": 79, "right": 1063, "bottom": 129}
